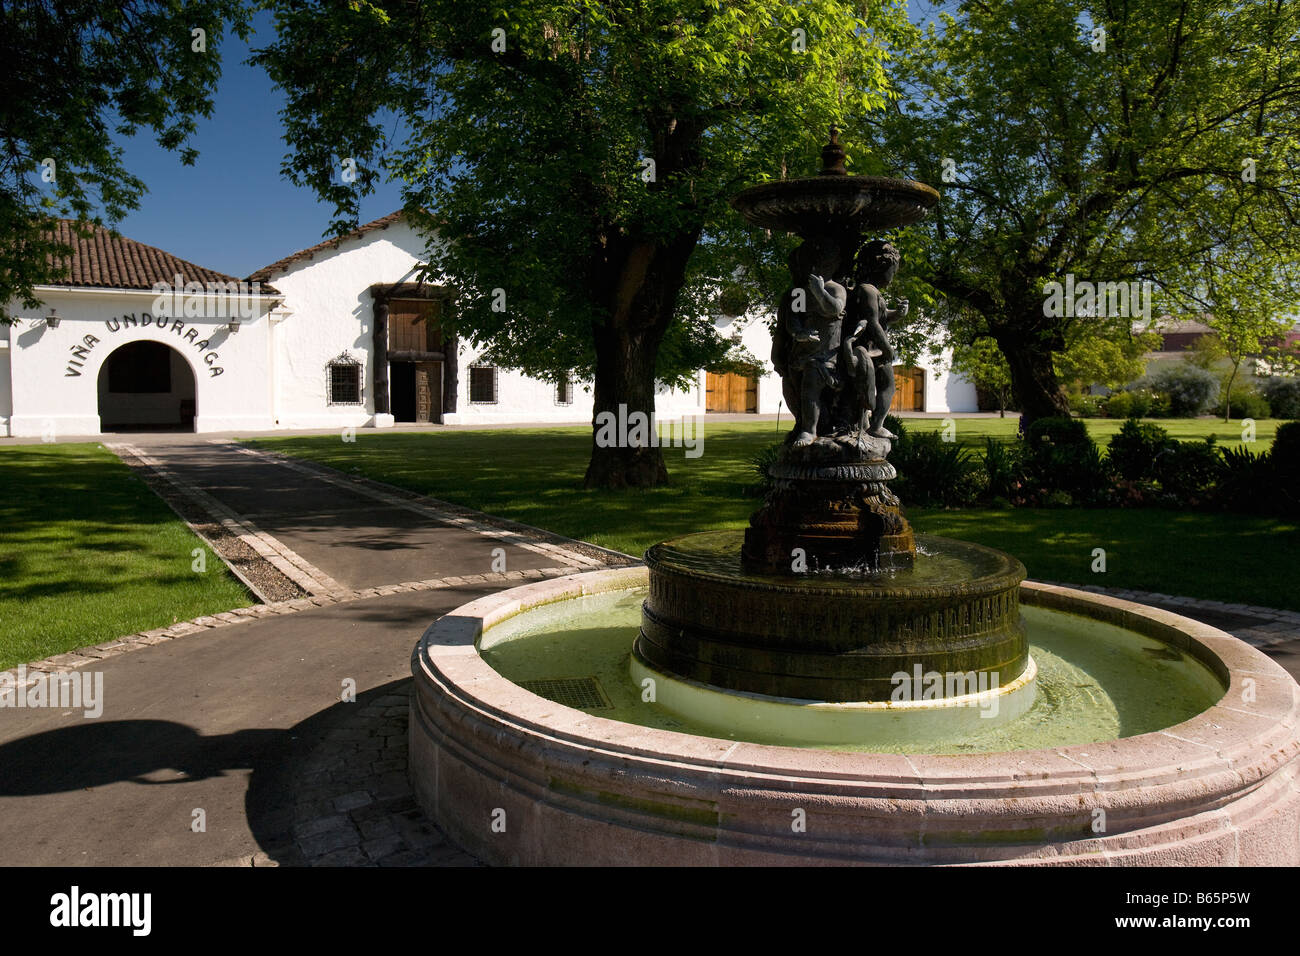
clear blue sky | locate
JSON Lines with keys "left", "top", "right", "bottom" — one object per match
{"left": 111, "top": 9, "right": 404, "bottom": 280}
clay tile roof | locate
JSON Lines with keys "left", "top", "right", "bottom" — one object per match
{"left": 43, "top": 219, "right": 252, "bottom": 291}
{"left": 247, "top": 210, "right": 409, "bottom": 284}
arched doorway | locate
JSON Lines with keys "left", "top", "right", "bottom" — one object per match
{"left": 97, "top": 341, "right": 197, "bottom": 432}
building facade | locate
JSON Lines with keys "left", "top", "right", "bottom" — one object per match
{"left": 1, "top": 212, "right": 975, "bottom": 438}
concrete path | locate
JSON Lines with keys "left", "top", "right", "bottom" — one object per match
{"left": 1, "top": 433, "right": 1298, "bottom": 867}
{"left": 0, "top": 436, "right": 625, "bottom": 867}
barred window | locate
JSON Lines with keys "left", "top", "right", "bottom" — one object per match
{"left": 555, "top": 375, "right": 573, "bottom": 405}
{"left": 328, "top": 359, "right": 363, "bottom": 405}
{"left": 469, "top": 365, "right": 497, "bottom": 404}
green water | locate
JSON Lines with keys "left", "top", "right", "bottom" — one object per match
{"left": 479, "top": 588, "right": 1226, "bottom": 754}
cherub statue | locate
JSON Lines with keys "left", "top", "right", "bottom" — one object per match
{"left": 841, "top": 239, "right": 909, "bottom": 440}
{"left": 774, "top": 237, "right": 847, "bottom": 447}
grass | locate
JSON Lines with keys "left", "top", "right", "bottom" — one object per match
{"left": 0, "top": 443, "right": 252, "bottom": 669}
{"left": 251, "top": 417, "right": 1299, "bottom": 611}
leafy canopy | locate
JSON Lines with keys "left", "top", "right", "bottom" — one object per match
{"left": 0, "top": 1, "right": 252, "bottom": 322}
{"left": 254, "top": 0, "right": 915, "bottom": 386}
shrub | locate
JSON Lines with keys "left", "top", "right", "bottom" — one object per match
{"left": 748, "top": 442, "right": 781, "bottom": 496}
{"left": 981, "top": 438, "right": 1025, "bottom": 500}
{"left": 1214, "top": 388, "right": 1271, "bottom": 420}
{"left": 1020, "top": 418, "right": 1112, "bottom": 505}
{"left": 1025, "top": 415, "right": 1090, "bottom": 448}
{"left": 1142, "top": 364, "right": 1219, "bottom": 417}
{"left": 1271, "top": 422, "right": 1300, "bottom": 515}
{"left": 1153, "top": 438, "right": 1223, "bottom": 504}
{"left": 1103, "top": 389, "right": 1154, "bottom": 419}
{"left": 1259, "top": 377, "right": 1300, "bottom": 419}
{"left": 1217, "top": 445, "right": 1273, "bottom": 513}
{"left": 1107, "top": 419, "right": 1174, "bottom": 482}
{"left": 883, "top": 413, "right": 907, "bottom": 438}
{"left": 890, "top": 432, "right": 979, "bottom": 507}
{"left": 1068, "top": 392, "right": 1103, "bottom": 417}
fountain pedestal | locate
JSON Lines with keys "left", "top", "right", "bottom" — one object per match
{"left": 742, "top": 440, "right": 914, "bottom": 573}
{"left": 637, "top": 530, "right": 1027, "bottom": 703}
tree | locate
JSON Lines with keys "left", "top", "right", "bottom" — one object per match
{"left": 0, "top": 1, "right": 253, "bottom": 322}
{"left": 860, "top": 0, "right": 1300, "bottom": 427}
{"left": 253, "top": 0, "right": 914, "bottom": 487}
{"left": 1054, "top": 326, "right": 1160, "bottom": 393}
{"left": 1196, "top": 251, "right": 1299, "bottom": 420}
{"left": 951, "top": 336, "right": 1012, "bottom": 416}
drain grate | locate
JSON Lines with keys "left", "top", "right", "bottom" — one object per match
{"left": 519, "top": 676, "right": 613, "bottom": 710}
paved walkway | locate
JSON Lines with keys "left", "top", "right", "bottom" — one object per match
{"left": 0, "top": 436, "right": 627, "bottom": 867}
{"left": 1, "top": 433, "right": 1297, "bottom": 867}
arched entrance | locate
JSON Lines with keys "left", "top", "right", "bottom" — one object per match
{"left": 97, "top": 341, "right": 197, "bottom": 432}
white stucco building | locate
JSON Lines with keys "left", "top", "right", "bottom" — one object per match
{"left": 0, "top": 212, "right": 974, "bottom": 438}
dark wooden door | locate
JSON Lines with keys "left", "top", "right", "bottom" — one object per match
{"left": 414, "top": 362, "right": 442, "bottom": 423}
{"left": 890, "top": 367, "right": 925, "bottom": 412}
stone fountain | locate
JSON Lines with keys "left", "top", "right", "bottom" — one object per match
{"left": 407, "top": 131, "right": 1300, "bottom": 866}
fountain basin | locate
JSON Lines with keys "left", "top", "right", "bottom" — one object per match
{"left": 409, "top": 568, "right": 1300, "bottom": 865}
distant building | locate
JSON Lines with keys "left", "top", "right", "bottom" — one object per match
{"left": 1, "top": 212, "right": 976, "bottom": 437}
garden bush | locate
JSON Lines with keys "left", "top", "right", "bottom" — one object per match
{"left": 890, "top": 432, "right": 981, "bottom": 507}
{"left": 1102, "top": 388, "right": 1160, "bottom": 419}
{"left": 1024, "top": 415, "right": 1090, "bottom": 448}
{"left": 1214, "top": 388, "right": 1271, "bottom": 420}
{"left": 1106, "top": 419, "right": 1174, "bottom": 482}
{"left": 1142, "top": 364, "right": 1219, "bottom": 417}
{"left": 1259, "top": 377, "right": 1300, "bottom": 419}
{"left": 1271, "top": 421, "right": 1300, "bottom": 515}
{"left": 1068, "top": 392, "right": 1104, "bottom": 417}
{"left": 982, "top": 438, "right": 1025, "bottom": 500}
{"left": 1217, "top": 445, "right": 1273, "bottom": 513}
{"left": 1152, "top": 438, "right": 1223, "bottom": 504}
{"left": 1020, "top": 417, "right": 1112, "bottom": 505}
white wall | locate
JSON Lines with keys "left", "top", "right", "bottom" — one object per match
{"left": 268, "top": 219, "right": 430, "bottom": 429}
{"left": 0, "top": 325, "right": 12, "bottom": 434}
{"left": 5, "top": 289, "right": 275, "bottom": 438}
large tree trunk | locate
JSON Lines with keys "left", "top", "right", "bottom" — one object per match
{"left": 582, "top": 230, "right": 701, "bottom": 489}
{"left": 995, "top": 324, "right": 1071, "bottom": 425}
{"left": 584, "top": 324, "right": 669, "bottom": 488}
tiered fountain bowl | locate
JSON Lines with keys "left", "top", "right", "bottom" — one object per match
{"left": 408, "top": 132, "right": 1300, "bottom": 866}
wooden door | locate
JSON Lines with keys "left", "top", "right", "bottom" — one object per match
{"left": 413, "top": 362, "right": 442, "bottom": 423}
{"left": 890, "top": 367, "right": 925, "bottom": 412}
{"left": 388, "top": 300, "right": 442, "bottom": 352}
{"left": 706, "top": 372, "right": 758, "bottom": 412}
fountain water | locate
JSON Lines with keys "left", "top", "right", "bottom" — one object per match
{"left": 408, "top": 132, "right": 1300, "bottom": 866}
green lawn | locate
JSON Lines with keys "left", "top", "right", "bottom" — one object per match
{"left": 0, "top": 443, "right": 252, "bottom": 669}
{"left": 251, "top": 418, "right": 1299, "bottom": 611}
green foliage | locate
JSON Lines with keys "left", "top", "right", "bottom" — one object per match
{"left": 1107, "top": 419, "right": 1174, "bottom": 482}
{"left": 1143, "top": 365, "right": 1220, "bottom": 417}
{"left": 748, "top": 441, "right": 782, "bottom": 496}
{"left": 0, "top": 1, "right": 252, "bottom": 322}
{"left": 981, "top": 437, "right": 1024, "bottom": 500}
{"left": 1103, "top": 389, "right": 1154, "bottom": 419}
{"left": 883, "top": 414, "right": 907, "bottom": 439}
{"left": 254, "top": 0, "right": 915, "bottom": 387}
{"left": 890, "top": 432, "right": 982, "bottom": 507}
{"left": 863, "top": 0, "right": 1300, "bottom": 421}
{"left": 1025, "top": 416, "right": 1090, "bottom": 449}
{"left": 1067, "top": 392, "right": 1104, "bottom": 417}
{"left": 951, "top": 337, "right": 1012, "bottom": 411}
{"left": 1259, "top": 377, "right": 1300, "bottom": 419}
{"left": 1055, "top": 330, "right": 1159, "bottom": 392}
{"left": 1153, "top": 438, "right": 1224, "bottom": 504}
{"left": 1214, "top": 388, "right": 1271, "bottom": 420}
